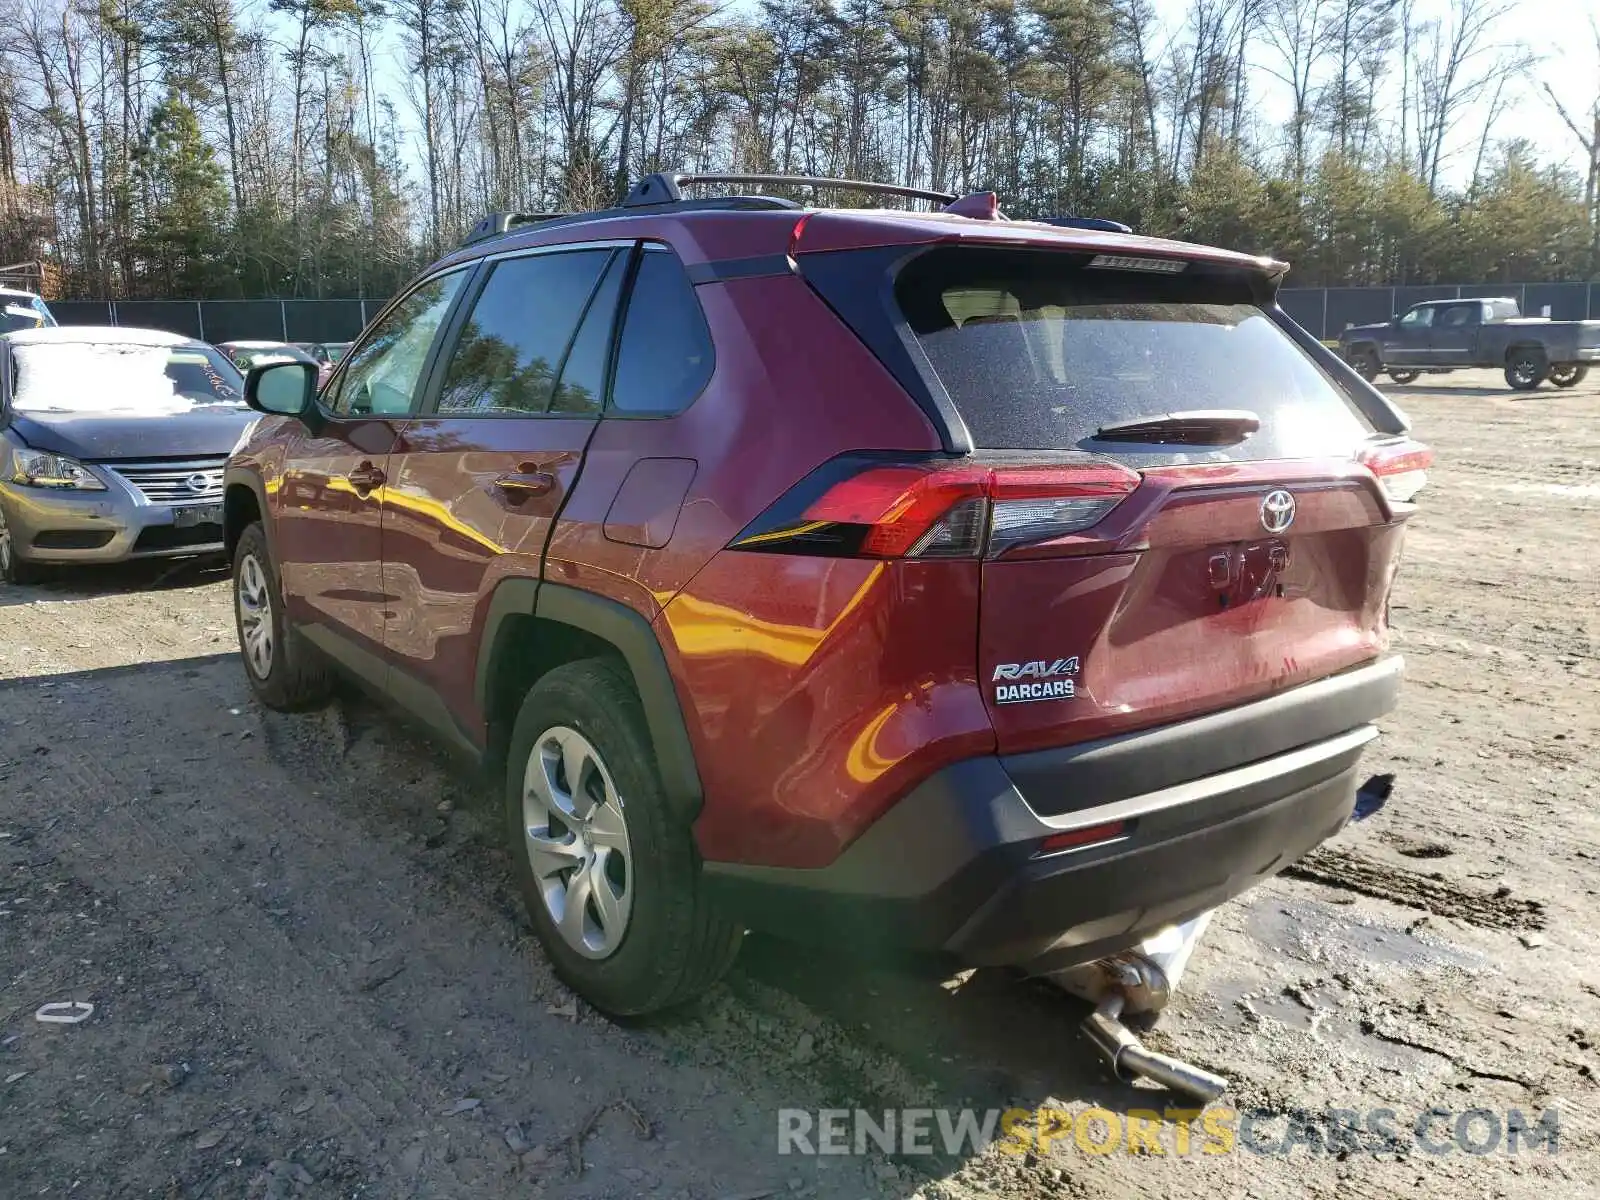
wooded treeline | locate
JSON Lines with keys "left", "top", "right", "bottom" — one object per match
{"left": 0, "top": 0, "right": 1595, "bottom": 300}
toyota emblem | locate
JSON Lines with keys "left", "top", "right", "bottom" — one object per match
{"left": 185, "top": 473, "right": 212, "bottom": 494}
{"left": 1260, "top": 489, "right": 1296, "bottom": 534}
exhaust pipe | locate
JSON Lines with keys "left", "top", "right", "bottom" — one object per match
{"left": 1049, "top": 912, "right": 1228, "bottom": 1104}
{"left": 1080, "top": 992, "right": 1228, "bottom": 1104}
{"left": 1049, "top": 777, "right": 1395, "bottom": 1101}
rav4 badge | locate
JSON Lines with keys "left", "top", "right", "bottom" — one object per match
{"left": 992, "top": 657, "right": 1080, "bottom": 705}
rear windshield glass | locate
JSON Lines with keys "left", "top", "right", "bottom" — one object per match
{"left": 896, "top": 247, "right": 1372, "bottom": 461}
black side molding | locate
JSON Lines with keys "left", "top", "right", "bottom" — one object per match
{"left": 686, "top": 254, "right": 795, "bottom": 285}
{"left": 537, "top": 585, "right": 704, "bottom": 817}
{"left": 222, "top": 468, "right": 273, "bottom": 561}
{"left": 476, "top": 580, "right": 704, "bottom": 818}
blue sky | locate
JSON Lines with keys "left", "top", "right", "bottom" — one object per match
{"left": 1146, "top": 0, "right": 1598, "bottom": 183}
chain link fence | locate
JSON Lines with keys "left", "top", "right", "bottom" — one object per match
{"left": 48, "top": 299, "right": 376, "bottom": 344}
{"left": 46, "top": 283, "right": 1600, "bottom": 346}
{"left": 1280, "top": 282, "right": 1600, "bottom": 341}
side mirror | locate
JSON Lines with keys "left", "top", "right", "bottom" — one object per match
{"left": 245, "top": 359, "right": 317, "bottom": 419}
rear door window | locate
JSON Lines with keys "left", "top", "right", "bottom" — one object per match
{"left": 894, "top": 246, "right": 1374, "bottom": 462}
{"left": 551, "top": 253, "right": 627, "bottom": 414}
{"left": 436, "top": 249, "right": 614, "bottom": 416}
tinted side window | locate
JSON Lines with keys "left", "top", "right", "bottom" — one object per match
{"left": 329, "top": 270, "right": 467, "bottom": 417}
{"left": 610, "top": 250, "right": 714, "bottom": 414}
{"left": 551, "top": 254, "right": 627, "bottom": 415}
{"left": 437, "top": 250, "right": 612, "bottom": 416}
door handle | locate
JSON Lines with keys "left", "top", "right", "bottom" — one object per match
{"left": 347, "top": 462, "right": 386, "bottom": 491}
{"left": 493, "top": 471, "right": 557, "bottom": 500}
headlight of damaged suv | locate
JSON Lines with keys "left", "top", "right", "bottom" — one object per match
{"left": 10, "top": 449, "right": 107, "bottom": 490}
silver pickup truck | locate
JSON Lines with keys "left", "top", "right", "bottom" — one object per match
{"left": 1338, "top": 296, "right": 1600, "bottom": 390}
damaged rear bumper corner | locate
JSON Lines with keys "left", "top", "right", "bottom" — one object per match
{"left": 700, "top": 657, "right": 1403, "bottom": 973}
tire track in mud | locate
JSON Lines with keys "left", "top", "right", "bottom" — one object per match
{"left": 231, "top": 674, "right": 1098, "bottom": 1198}
{"left": 242, "top": 678, "right": 987, "bottom": 1187}
{"left": 1284, "top": 846, "right": 1546, "bottom": 931}
{"left": 0, "top": 659, "right": 894, "bottom": 1199}
{"left": 0, "top": 686, "right": 482, "bottom": 1193}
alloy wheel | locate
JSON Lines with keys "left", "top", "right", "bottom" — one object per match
{"left": 237, "top": 552, "right": 275, "bottom": 679}
{"left": 0, "top": 509, "right": 12, "bottom": 576}
{"left": 522, "top": 725, "right": 634, "bottom": 960}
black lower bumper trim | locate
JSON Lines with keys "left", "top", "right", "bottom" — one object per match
{"left": 1002, "top": 656, "right": 1404, "bottom": 817}
{"left": 702, "top": 661, "right": 1400, "bottom": 972}
{"left": 132, "top": 523, "right": 224, "bottom": 553}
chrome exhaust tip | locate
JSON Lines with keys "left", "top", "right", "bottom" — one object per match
{"left": 1080, "top": 992, "right": 1228, "bottom": 1104}
{"left": 1047, "top": 912, "right": 1228, "bottom": 1104}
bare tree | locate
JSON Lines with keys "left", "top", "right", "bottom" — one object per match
{"left": 1260, "top": 0, "right": 1331, "bottom": 183}
{"left": 1408, "top": 0, "right": 1524, "bottom": 194}
{"left": 1317, "top": 0, "right": 1397, "bottom": 157}
{"left": 1541, "top": 19, "right": 1600, "bottom": 270}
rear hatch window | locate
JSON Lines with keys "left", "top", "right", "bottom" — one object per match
{"left": 891, "top": 246, "right": 1373, "bottom": 462}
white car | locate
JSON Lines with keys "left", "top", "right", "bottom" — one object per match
{"left": 0, "top": 287, "right": 57, "bottom": 334}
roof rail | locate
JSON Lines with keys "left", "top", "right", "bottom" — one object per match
{"left": 461, "top": 211, "right": 573, "bottom": 247}
{"left": 459, "top": 194, "right": 804, "bottom": 249}
{"left": 461, "top": 172, "right": 992, "bottom": 251}
{"left": 1036, "top": 215, "right": 1134, "bottom": 234}
{"left": 625, "top": 172, "right": 958, "bottom": 207}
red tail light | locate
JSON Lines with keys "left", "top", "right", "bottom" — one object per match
{"left": 731, "top": 454, "right": 1140, "bottom": 559}
{"left": 1359, "top": 438, "right": 1432, "bottom": 504}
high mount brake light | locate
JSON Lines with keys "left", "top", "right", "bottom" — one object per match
{"left": 1086, "top": 254, "right": 1187, "bottom": 273}
{"left": 731, "top": 456, "right": 1140, "bottom": 560}
{"left": 1359, "top": 438, "right": 1432, "bottom": 504}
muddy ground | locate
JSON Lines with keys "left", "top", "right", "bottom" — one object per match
{"left": 1, "top": 369, "right": 1595, "bottom": 1198}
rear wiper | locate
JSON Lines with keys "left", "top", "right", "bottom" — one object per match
{"left": 1094, "top": 409, "right": 1260, "bottom": 445}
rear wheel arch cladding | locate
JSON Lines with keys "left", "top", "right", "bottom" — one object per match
{"left": 477, "top": 578, "right": 705, "bottom": 822}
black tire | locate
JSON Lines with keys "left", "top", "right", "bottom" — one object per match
{"left": 1350, "top": 348, "right": 1382, "bottom": 382}
{"left": 505, "top": 658, "right": 742, "bottom": 1016}
{"left": 1387, "top": 369, "right": 1419, "bottom": 384}
{"left": 232, "top": 521, "right": 333, "bottom": 710}
{"left": 1504, "top": 347, "right": 1547, "bottom": 391}
{"left": 0, "top": 507, "right": 43, "bottom": 585}
{"left": 1549, "top": 363, "right": 1587, "bottom": 388}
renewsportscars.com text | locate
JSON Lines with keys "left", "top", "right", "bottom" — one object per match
{"left": 777, "top": 1106, "right": 1560, "bottom": 1158}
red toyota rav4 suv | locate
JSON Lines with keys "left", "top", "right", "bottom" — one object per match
{"left": 224, "top": 174, "right": 1429, "bottom": 1016}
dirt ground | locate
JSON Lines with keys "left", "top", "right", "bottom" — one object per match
{"left": 1, "top": 368, "right": 1596, "bottom": 1199}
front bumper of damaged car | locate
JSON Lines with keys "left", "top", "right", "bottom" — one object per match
{"left": 0, "top": 467, "right": 224, "bottom": 564}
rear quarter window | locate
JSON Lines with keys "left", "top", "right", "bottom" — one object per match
{"left": 608, "top": 248, "right": 714, "bottom": 416}
{"left": 895, "top": 246, "right": 1374, "bottom": 464}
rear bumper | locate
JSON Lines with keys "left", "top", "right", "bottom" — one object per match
{"left": 703, "top": 657, "right": 1403, "bottom": 973}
